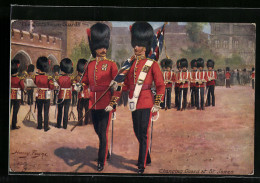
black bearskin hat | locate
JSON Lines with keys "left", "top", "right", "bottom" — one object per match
{"left": 27, "top": 64, "right": 35, "bottom": 73}
{"left": 190, "top": 59, "right": 197, "bottom": 68}
{"left": 252, "top": 67, "right": 255, "bottom": 72}
{"left": 87, "top": 23, "right": 110, "bottom": 58}
{"left": 226, "top": 67, "right": 230, "bottom": 71}
{"left": 60, "top": 58, "right": 73, "bottom": 74}
{"left": 77, "top": 58, "right": 87, "bottom": 73}
{"left": 11, "top": 60, "right": 18, "bottom": 75}
{"left": 207, "top": 59, "right": 215, "bottom": 68}
{"left": 53, "top": 65, "right": 60, "bottom": 73}
{"left": 131, "top": 22, "right": 154, "bottom": 57}
{"left": 176, "top": 59, "right": 181, "bottom": 69}
{"left": 36, "top": 56, "right": 49, "bottom": 73}
{"left": 180, "top": 58, "right": 188, "bottom": 68}
{"left": 196, "top": 58, "right": 204, "bottom": 68}
{"left": 161, "top": 58, "right": 173, "bottom": 69}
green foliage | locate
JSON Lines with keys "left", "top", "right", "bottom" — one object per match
{"left": 70, "top": 38, "right": 91, "bottom": 73}
{"left": 224, "top": 54, "right": 244, "bottom": 69}
{"left": 186, "top": 22, "right": 207, "bottom": 43}
{"left": 114, "top": 48, "right": 129, "bottom": 63}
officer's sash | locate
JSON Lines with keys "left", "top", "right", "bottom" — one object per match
{"left": 128, "top": 59, "right": 154, "bottom": 111}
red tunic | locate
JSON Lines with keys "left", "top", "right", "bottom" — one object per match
{"left": 176, "top": 70, "right": 190, "bottom": 88}
{"left": 225, "top": 72, "right": 231, "bottom": 79}
{"left": 56, "top": 75, "right": 73, "bottom": 99}
{"left": 195, "top": 71, "right": 208, "bottom": 88}
{"left": 251, "top": 72, "right": 255, "bottom": 79}
{"left": 174, "top": 71, "right": 180, "bottom": 88}
{"left": 73, "top": 74, "right": 90, "bottom": 99}
{"left": 124, "top": 58, "right": 165, "bottom": 109}
{"left": 35, "top": 73, "right": 54, "bottom": 99}
{"left": 190, "top": 70, "right": 197, "bottom": 87}
{"left": 82, "top": 57, "right": 118, "bottom": 110}
{"left": 163, "top": 71, "right": 175, "bottom": 88}
{"left": 11, "top": 75, "right": 25, "bottom": 99}
{"left": 206, "top": 70, "right": 217, "bottom": 86}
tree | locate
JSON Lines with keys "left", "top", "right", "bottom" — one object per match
{"left": 114, "top": 48, "right": 129, "bottom": 64}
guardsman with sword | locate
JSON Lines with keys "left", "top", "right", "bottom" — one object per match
{"left": 112, "top": 22, "right": 165, "bottom": 174}
{"left": 206, "top": 59, "right": 217, "bottom": 107}
{"left": 195, "top": 58, "right": 208, "bottom": 110}
{"left": 78, "top": 23, "right": 119, "bottom": 172}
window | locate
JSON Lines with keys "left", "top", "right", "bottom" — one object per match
{"left": 223, "top": 40, "right": 228, "bottom": 48}
{"left": 234, "top": 40, "right": 239, "bottom": 49}
{"left": 215, "top": 40, "right": 220, "bottom": 48}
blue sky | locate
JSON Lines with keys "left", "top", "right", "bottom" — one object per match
{"left": 111, "top": 21, "right": 211, "bottom": 34}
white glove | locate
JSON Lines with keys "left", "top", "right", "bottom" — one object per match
{"left": 151, "top": 105, "right": 160, "bottom": 113}
{"left": 105, "top": 105, "right": 113, "bottom": 112}
{"left": 109, "top": 80, "right": 118, "bottom": 91}
{"left": 74, "top": 83, "right": 82, "bottom": 92}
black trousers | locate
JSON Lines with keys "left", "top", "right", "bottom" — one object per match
{"left": 77, "top": 98, "right": 91, "bottom": 125}
{"left": 226, "top": 79, "right": 231, "bottom": 88}
{"left": 72, "top": 91, "right": 78, "bottom": 106}
{"left": 196, "top": 87, "right": 205, "bottom": 110}
{"left": 206, "top": 85, "right": 215, "bottom": 106}
{"left": 53, "top": 90, "right": 58, "bottom": 105}
{"left": 132, "top": 108, "right": 152, "bottom": 169}
{"left": 175, "top": 87, "right": 180, "bottom": 107}
{"left": 21, "top": 90, "right": 24, "bottom": 105}
{"left": 178, "top": 88, "right": 188, "bottom": 110}
{"left": 10, "top": 99, "right": 21, "bottom": 128}
{"left": 161, "top": 88, "right": 172, "bottom": 109}
{"left": 36, "top": 99, "right": 50, "bottom": 130}
{"left": 27, "top": 89, "right": 34, "bottom": 105}
{"left": 92, "top": 109, "right": 110, "bottom": 166}
{"left": 57, "top": 99, "right": 71, "bottom": 129}
{"left": 252, "top": 79, "right": 255, "bottom": 89}
{"left": 190, "top": 86, "right": 197, "bottom": 107}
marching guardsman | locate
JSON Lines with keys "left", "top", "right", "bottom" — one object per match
{"left": 206, "top": 59, "right": 217, "bottom": 106}
{"left": 80, "top": 23, "right": 119, "bottom": 172}
{"left": 189, "top": 59, "right": 197, "bottom": 108}
{"left": 250, "top": 67, "right": 255, "bottom": 90}
{"left": 10, "top": 59, "right": 25, "bottom": 130}
{"left": 34, "top": 56, "right": 54, "bottom": 132}
{"left": 174, "top": 59, "right": 181, "bottom": 108}
{"left": 115, "top": 22, "right": 165, "bottom": 174}
{"left": 26, "top": 64, "right": 35, "bottom": 105}
{"left": 52, "top": 65, "right": 60, "bottom": 105}
{"left": 195, "top": 58, "right": 208, "bottom": 110}
{"left": 225, "top": 67, "right": 231, "bottom": 88}
{"left": 55, "top": 58, "right": 74, "bottom": 129}
{"left": 73, "top": 58, "right": 91, "bottom": 125}
{"left": 161, "top": 58, "right": 174, "bottom": 109}
{"left": 176, "top": 58, "right": 190, "bottom": 111}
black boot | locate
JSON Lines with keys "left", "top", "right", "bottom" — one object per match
{"left": 97, "top": 163, "right": 104, "bottom": 171}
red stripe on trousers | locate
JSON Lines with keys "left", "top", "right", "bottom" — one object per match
{"left": 144, "top": 110, "right": 152, "bottom": 168}
{"left": 104, "top": 111, "right": 112, "bottom": 166}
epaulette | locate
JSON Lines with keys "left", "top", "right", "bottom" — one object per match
{"left": 54, "top": 75, "right": 60, "bottom": 80}
{"left": 106, "top": 58, "right": 115, "bottom": 63}
{"left": 48, "top": 75, "right": 53, "bottom": 80}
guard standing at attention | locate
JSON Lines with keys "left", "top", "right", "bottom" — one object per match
{"left": 206, "top": 59, "right": 217, "bottom": 106}
{"left": 34, "top": 56, "right": 54, "bottom": 132}
{"left": 189, "top": 59, "right": 197, "bottom": 108}
{"left": 55, "top": 58, "right": 74, "bottom": 129}
{"left": 174, "top": 59, "right": 181, "bottom": 108}
{"left": 10, "top": 59, "right": 25, "bottom": 130}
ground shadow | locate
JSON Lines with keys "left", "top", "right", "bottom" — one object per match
{"left": 22, "top": 119, "right": 37, "bottom": 128}
{"left": 54, "top": 146, "right": 136, "bottom": 173}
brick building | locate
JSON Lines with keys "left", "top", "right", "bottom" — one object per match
{"left": 209, "top": 23, "right": 256, "bottom": 65}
